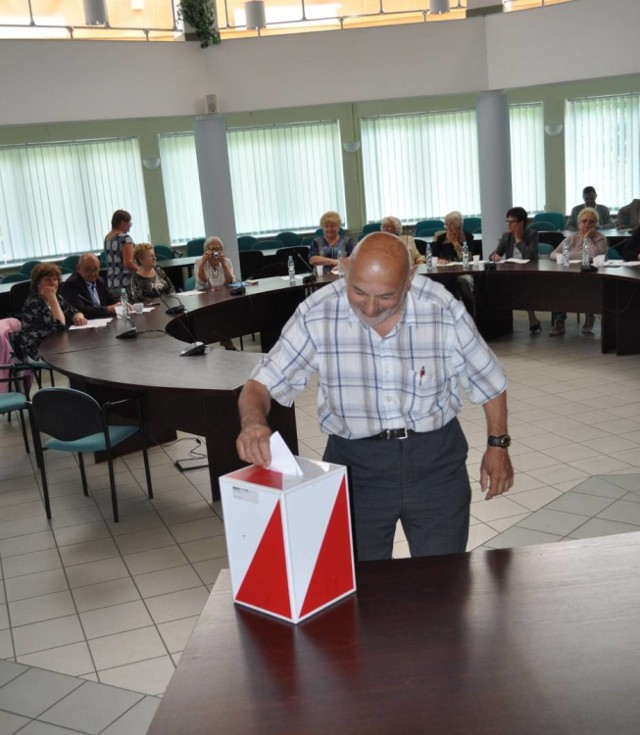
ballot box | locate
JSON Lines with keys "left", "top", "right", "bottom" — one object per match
{"left": 219, "top": 458, "right": 356, "bottom": 624}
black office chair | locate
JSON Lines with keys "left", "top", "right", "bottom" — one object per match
{"left": 9, "top": 280, "right": 31, "bottom": 318}
{"left": 7, "top": 329, "right": 55, "bottom": 391}
{"left": 252, "top": 239, "right": 283, "bottom": 252}
{"left": 275, "top": 246, "right": 310, "bottom": 273}
{"left": 30, "top": 388, "right": 153, "bottom": 522}
{"left": 255, "top": 262, "right": 288, "bottom": 278}
{"left": 239, "top": 250, "right": 264, "bottom": 279}
{"left": 538, "top": 231, "right": 565, "bottom": 248}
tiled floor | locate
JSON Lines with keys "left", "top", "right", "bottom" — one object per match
{"left": 1, "top": 311, "right": 640, "bottom": 733}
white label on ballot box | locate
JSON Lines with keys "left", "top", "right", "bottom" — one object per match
{"left": 231, "top": 487, "right": 259, "bottom": 504}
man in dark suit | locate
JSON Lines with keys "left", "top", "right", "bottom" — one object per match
{"left": 60, "top": 253, "right": 120, "bottom": 319}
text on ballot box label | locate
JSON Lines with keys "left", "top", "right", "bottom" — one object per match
{"left": 232, "top": 486, "right": 259, "bottom": 504}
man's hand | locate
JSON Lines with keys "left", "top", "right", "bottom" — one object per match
{"left": 480, "top": 448, "right": 514, "bottom": 500}
{"left": 236, "top": 422, "right": 272, "bottom": 467}
{"left": 72, "top": 312, "right": 88, "bottom": 326}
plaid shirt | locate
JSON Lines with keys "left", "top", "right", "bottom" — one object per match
{"left": 252, "top": 276, "right": 507, "bottom": 439}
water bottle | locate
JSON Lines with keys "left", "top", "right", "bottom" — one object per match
{"left": 337, "top": 249, "right": 345, "bottom": 278}
{"left": 561, "top": 239, "right": 570, "bottom": 268}
{"left": 287, "top": 255, "right": 296, "bottom": 286}
{"left": 425, "top": 244, "right": 433, "bottom": 272}
{"left": 119, "top": 287, "right": 130, "bottom": 317}
{"left": 582, "top": 236, "right": 591, "bottom": 267}
{"left": 462, "top": 242, "right": 470, "bottom": 269}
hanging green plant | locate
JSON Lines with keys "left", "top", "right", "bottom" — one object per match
{"left": 178, "top": 0, "right": 221, "bottom": 48}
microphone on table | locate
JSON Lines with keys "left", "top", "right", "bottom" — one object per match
{"left": 115, "top": 307, "right": 137, "bottom": 339}
{"left": 149, "top": 289, "right": 206, "bottom": 356}
{"left": 156, "top": 291, "right": 186, "bottom": 315}
{"left": 296, "top": 254, "right": 316, "bottom": 284}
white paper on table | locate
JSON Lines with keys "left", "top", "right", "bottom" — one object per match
{"left": 141, "top": 307, "right": 155, "bottom": 312}
{"left": 180, "top": 289, "right": 205, "bottom": 295}
{"left": 504, "top": 258, "right": 530, "bottom": 264}
{"left": 435, "top": 261, "right": 461, "bottom": 267}
{"left": 268, "top": 431, "right": 303, "bottom": 476}
{"left": 279, "top": 275, "right": 304, "bottom": 282}
{"left": 604, "top": 260, "right": 640, "bottom": 267}
{"left": 69, "top": 318, "right": 112, "bottom": 330}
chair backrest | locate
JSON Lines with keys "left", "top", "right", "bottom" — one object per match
{"left": 538, "top": 231, "right": 565, "bottom": 248}
{"left": 186, "top": 238, "right": 205, "bottom": 257}
{"left": 255, "top": 262, "right": 288, "bottom": 278}
{"left": 239, "top": 250, "right": 265, "bottom": 279}
{"left": 98, "top": 251, "right": 108, "bottom": 268}
{"left": 463, "top": 217, "right": 482, "bottom": 233}
{"left": 252, "top": 239, "right": 283, "bottom": 252}
{"left": 19, "top": 260, "right": 41, "bottom": 277}
{"left": 275, "top": 231, "right": 301, "bottom": 249}
{"left": 9, "top": 281, "right": 32, "bottom": 315}
{"left": 274, "top": 247, "right": 310, "bottom": 271}
{"left": 184, "top": 275, "right": 196, "bottom": 290}
{"left": 529, "top": 220, "right": 559, "bottom": 232}
{"left": 534, "top": 212, "right": 565, "bottom": 230}
{"left": 237, "top": 235, "right": 258, "bottom": 252}
{"left": 32, "top": 387, "right": 104, "bottom": 440}
{"left": 362, "top": 222, "right": 381, "bottom": 235}
{"left": 60, "top": 255, "right": 80, "bottom": 272}
{"left": 538, "top": 243, "right": 554, "bottom": 257}
{"left": 415, "top": 219, "right": 445, "bottom": 237}
{"left": 154, "top": 245, "right": 174, "bottom": 261}
{"left": 607, "top": 247, "right": 622, "bottom": 260}
{"left": 1, "top": 273, "right": 29, "bottom": 284}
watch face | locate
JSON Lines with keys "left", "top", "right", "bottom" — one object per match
{"left": 489, "top": 435, "right": 511, "bottom": 448}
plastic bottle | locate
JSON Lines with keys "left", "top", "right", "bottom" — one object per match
{"left": 337, "top": 249, "right": 345, "bottom": 278}
{"left": 462, "top": 242, "right": 470, "bottom": 269}
{"left": 425, "top": 244, "right": 433, "bottom": 272}
{"left": 582, "top": 236, "right": 591, "bottom": 267}
{"left": 119, "top": 287, "right": 130, "bottom": 316}
{"left": 561, "top": 239, "right": 570, "bottom": 268}
{"left": 287, "top": 255, "right": 296, "bottom": 286}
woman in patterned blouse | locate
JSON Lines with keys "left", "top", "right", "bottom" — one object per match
{"left": 16, "top": 263, "right": 86, "bottom": 360}
{"left": 129, "top": 244, "right": 176, "bottom": 302}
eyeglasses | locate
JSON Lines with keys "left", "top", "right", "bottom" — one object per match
{"left": 580, "top": 219, "right": 596, "bottom": 225}
{"left": 506, "top": 219, "right": 519, "bottom": 224}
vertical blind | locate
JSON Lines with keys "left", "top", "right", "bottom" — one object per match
{"left": 361, "top": 104, "right": 545, "bottom": 223}
{"left": 158, "top": 133, "right": 205, "bottom": 243}
{"left": 227, "top": 121, "right": 346, "bottom": 235}
{"left": 565, "top": 94, "right": 640, "bottom": 212}
{"left": 509, "top": 103, "right": 545, "bottom": 213}
{"left": 0, "top": 138, "right": 150, "bottom": 264}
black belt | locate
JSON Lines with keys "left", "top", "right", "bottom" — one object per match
{"left": 366, "top": 428, "right": 416, "bottom": 441}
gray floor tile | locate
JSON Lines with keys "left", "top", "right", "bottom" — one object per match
{"left": 39, "top": 681, "right": 143, "bottom": 735}
{"left": 543, "top": 491, "right": 616, "bottom": 517}
{"left": 597, "top": 499, "right": 640, "bottom": 526}
{"left": 0, "top": 668, "right": 83, "bottom": 718}
{"left": 0, "top": 660, "right": 28, "bottom": 688}
{"left": 15, "top": 722, "right": 93, "bottom": 734}
{"left": 100, "top": 695, "right": 160, "bottom": 735}
{"left": 0, "top": 709, "right": 30, "bottom": 735}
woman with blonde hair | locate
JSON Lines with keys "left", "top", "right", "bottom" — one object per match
{"left": 309, "top": 212, "right": 355, "bottom": 273}
{"left": 129, "top": 244, "right": 175, "bottom": 301}
{"left": 381, "top": 216, "right": 425, "bottom": 264}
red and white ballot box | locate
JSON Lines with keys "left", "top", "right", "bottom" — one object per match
{"left": 219, "top": 457, "right": 356, "bottom": 624}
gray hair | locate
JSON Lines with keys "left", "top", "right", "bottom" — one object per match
{"left": 578, "top": 206, "right": 600, "bottom": 225}
{"left": 444, "top": 211, "right": 463, "bottom": 230}
{"left": 381, "top": 216, "right": 403, "bottom": 235}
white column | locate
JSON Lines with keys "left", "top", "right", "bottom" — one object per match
{"left": 193, "top": 115, "right": 239, "bottom": 277}
{"left": 476, "top": 91, "right": 512, "bottom": 256}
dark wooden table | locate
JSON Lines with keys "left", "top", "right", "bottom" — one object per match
{"left": 148, "top": 533, "right": 640, "bottom": 735}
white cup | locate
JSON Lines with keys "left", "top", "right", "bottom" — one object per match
{"left": 133, "top": 302, "right": 144, "bottom": 314}
{"left": 477, "top": 261, "right": 485, "bottom": 271}
{"left": 473, "top": 255, "right": 480, "bottom": 265}
{"left": 432, "top": 257, "right": 439, "bottom": 267}
{"left": 315, "top": 265, "right": 324, "bottom": 277}
{"left": 115, "top": 304, "right": 127, "bottom": 319}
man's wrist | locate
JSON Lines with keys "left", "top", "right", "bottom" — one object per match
{"left": 488, "top": 434, "right": 511, "bottom": 449}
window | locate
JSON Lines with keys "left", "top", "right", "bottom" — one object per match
{"left": 0, "top": 137, "right": 150, "bottom": 264}
{"left": 159, "top": 133, "right": 205, "bottom": 244}
{"left": 160, "top": 121, "right": 347, "bottom": 239}
{"left": 361, "top": 110, "right": 480, "bottom": 223}
{"left": 228, "top": 121, "right": 346, "bottom": 235}
{"left": 565, "top": 94, "right": 640, "bottom": 212}
{"left": 509, "top": 103, "right": 545, "bottom": 213}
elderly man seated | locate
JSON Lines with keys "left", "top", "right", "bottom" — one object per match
{"left": 60, "top": 253, "right": 120, "bottom": 318}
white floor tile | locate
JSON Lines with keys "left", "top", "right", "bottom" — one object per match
{"left": 97, "top": 656, "right": 176, "bottom": 697}
{"left": 88, "top": 627, "right": 166, "bottom": 671}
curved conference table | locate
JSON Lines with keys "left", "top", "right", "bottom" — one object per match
{"left": 40, "top": 260, "right": 640, "bottom": 499}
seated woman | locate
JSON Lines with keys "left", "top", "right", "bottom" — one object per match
{"left": 15, "top": 263, "right": 86, "bottom": 360}
{"left": 381, "top": 216, "right": 424, "bottom": 264}
{"left": 196, "top": 237, "right": 236, "bottom": 289}
{"left": 130, "top": 244, "right": 176, "bottom": 302}
{"left": 309, "top": 211, "right": 355, "bottom": 273}
{"left": 431, "top": 210, "right": 475, "bottom": 314}
{"left": 622, "top": 226, "right": 640, "bottom": 261}
{"left": 489, "top": 206, "right": 541, "bottom": 333}
{"left": 550, "top": 207, "right": 607, "bottom": 336}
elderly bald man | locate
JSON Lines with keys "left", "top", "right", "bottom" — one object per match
{"left": 237, "top": 232, "right": 513, "bottom": 561}
{"left": 60, "top": 253, "right": 120, "bottom": 319}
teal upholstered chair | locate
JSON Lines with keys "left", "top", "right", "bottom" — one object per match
{"left": 238, "top": 236, "right": 258, "bottom": 252}
{"left": 252, "top": 239, "right": 283, "bottom": 252}
{"left": 98, "top": 251, "right": 108, "bottom": 269}
{"left": 186, "top": 238, "right": 206, "bottom": 257}
{"left": 59, "top": 255, "right": 80, "bottom": 274}
{"left": 19, "top": 260, "right": 41, "bottom": 277}
{"left": 154, "top": 245, "right": 175, "bottom": 261}
{"left": 415, "top": 219, "right": 445, "bottom": 237}
{"left": 607, "top": 247, "right": 622, "bottom": 260}
{"left": 533, "top": 212, "right": 565, "bottom": 230}
{"left": 538, "top": 243, "right": 554, "bottom": 257}
{"left": 183, "top": 275, "right": 196, "bottom": 290}
{"left": 463, "top": 217, "right": 482, "bottom": 234}
{"left": 1, "top": 273, "right": 29, "bottom": 284}
{"left": 30, "top": 388, "right": 153, "bottom": 522}
{"left": 275, "top": 231, "right": 301, "bottom": 249}
{"left": 530, "top": 220, "right": 559, "bottom": 232}
{"left": 0, "top": 369, "right": 30, "bottom": 453}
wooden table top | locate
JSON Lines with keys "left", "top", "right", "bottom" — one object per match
{"left": 148, "top": 532, "right": 640, "bottom": 735}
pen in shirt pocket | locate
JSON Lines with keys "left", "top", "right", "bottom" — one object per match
{"left": 419, "top": 366, "right": 425, "bottom": 386}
